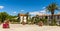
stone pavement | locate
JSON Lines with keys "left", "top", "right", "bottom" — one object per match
{"left": 0, "top": 24, "right": 60, "bottom": 31}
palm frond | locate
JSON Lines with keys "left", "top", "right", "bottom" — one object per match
{"left": 46, "top": 3, "right": 59, "bottom": 12}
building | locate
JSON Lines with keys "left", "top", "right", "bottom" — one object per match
{"left": 18, "top": 14, "right": 28, "bottom": 23}
{"left": 33, "top": 14, "right": 60, "bottom": 25}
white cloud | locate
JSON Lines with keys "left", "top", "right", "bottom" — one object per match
{"left": 21, "top": 10, "right": 24, "bottom": 11}
{"left": 0, "top": 6, "right": 4, "bottom": 9}
{"left": 57, "top": 12, "right": 60, "bottom": 14}
{"left": 29, "top": 11, "right": 40, "bottom": 15}
{"left": 42, "top": 7, "right": 46, "bottom": 9}
{"left": 29, "top": 9, "right": 47, "bottom": 16}
{"left": 29, "top": 6, "right": 51, "bottom": 16}
{"left": 13, "top": 11, "right": 17, "bottom": 14}
{"left": 40, "top": 9, "right": 46, "bottom": 13}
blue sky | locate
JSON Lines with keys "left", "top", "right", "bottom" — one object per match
{"left": 0, "top": 0, "right": 60, "bottom": 16}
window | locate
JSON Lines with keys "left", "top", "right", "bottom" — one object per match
{"left": 45, "top": 16, "right": 48, "bottom": 19}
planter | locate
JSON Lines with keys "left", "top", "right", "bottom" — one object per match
{"left": 38, "top": 21, "right": 43, "bottom": 26}
{"left": 22, "top": 21, "right": 26, "bottom": 25}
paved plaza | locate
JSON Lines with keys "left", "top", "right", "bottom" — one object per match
{"left": 0, "top": 24, "right": 60, "bottom": 31}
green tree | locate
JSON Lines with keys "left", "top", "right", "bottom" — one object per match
{"left": 46, "top": 3, "right": 59, "bottom": 25}
{"left": 0, "top": 12, "right": 9, "bottom": 23}
{"left": 9, "top": 15, "right": 18, "bottom": 22}
{"left": 40, "top": 18, "right": 47, "bottom": 25}
{"left": 0, "top": 12, "right": 18, "bottom": 23}
{"left": 34, "top": 15, "right": 40, "bottom": 24}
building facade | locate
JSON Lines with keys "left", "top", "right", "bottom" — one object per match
{"left": 33, "top": 14, "right": 60, "bottom": 25}
{"left": 18, "top": 14, "right": 28, "bottom": 23}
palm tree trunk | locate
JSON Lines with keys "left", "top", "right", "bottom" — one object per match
{"left": 51, "top": 11, "right": 54, "bottom": 25}
{"left": 51, "top": 10, "right": 56, "bottom": 25}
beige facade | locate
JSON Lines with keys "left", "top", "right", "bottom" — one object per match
{"left": 33, "top": 14, "right": 60, "bottom": 25}
{"left": 18, "top": 14, "right": 28, "bottom": 23}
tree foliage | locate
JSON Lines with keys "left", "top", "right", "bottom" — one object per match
{"left": 0, "top": 12, "right": 17, "bottom": 23}
{"left": 46, "top": 3, "right": 59, "bottom": 25}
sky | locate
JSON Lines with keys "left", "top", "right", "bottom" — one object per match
{"left": 0, "top": 0, "right": 60, "bottom": 16}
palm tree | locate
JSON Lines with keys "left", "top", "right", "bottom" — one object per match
{"left": 46, "top": 3, "right": 59, "bottom": 25}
